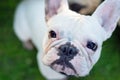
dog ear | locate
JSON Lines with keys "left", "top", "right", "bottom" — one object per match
{"left": 45, "top": 0, "right": 69, "bottom": 21}
{"left": 92, "top": 0, "right": 120, "bottom": 40}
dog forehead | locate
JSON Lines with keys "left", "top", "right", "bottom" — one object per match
{"left": 47, "top": 11, "right": 106, "bottom": 40}
{"left": 47, "top": 11, "right": 98, "bottom": 28}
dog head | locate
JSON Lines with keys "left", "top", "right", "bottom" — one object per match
{"left": 42, "top": 0, "right": 120, "bottom": 77}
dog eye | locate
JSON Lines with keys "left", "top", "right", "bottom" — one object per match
{"left": 86, "top": 41, "right": 97, "bottom": 51}
{"left": 49, "top": 30, "right": 57, "bottom": 38}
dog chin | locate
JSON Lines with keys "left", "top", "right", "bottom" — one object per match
{"left": 51, "top": 64, "right": 77, "bottom": 76}
{"left": 51, "top": 64, "right": 90, "bottom": 77}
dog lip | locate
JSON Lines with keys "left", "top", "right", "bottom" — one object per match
{"left": 51, "top": 58, "right": 77, "bottom": 75}
{"left": 59, "top": 72, "right": 67, "bottom": 76}
{"left": 59, "top": 72, "right": 77, "bottom": 77}
{"left": 51, "top": 64, "right": 78, "bottom": 76}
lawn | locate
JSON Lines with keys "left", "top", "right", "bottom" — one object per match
{"left": 0, "top": 0, "right": 120, "bottom": 80}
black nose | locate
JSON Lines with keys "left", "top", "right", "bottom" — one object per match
{"left": 58, "top": 42, "right": 78, "bottom": 60}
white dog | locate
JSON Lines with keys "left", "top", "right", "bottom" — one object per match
{"left": 14, "top": 0, "right": 120, "bottom": 80}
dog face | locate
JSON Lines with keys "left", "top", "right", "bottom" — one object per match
{"left": 42, "top": 0, "right": 120, "bottom": 76}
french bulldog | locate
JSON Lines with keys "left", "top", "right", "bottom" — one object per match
{"left": 14, "top": 0, "right": 120, "bottom": 80}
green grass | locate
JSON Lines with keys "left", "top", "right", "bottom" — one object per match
{"left": 0, "top": 0, "right": 120, "bottom": 80}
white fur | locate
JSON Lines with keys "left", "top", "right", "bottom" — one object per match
{"left": 14, "top": 0, "right": 120, "bottom": 79}
{"left": 14, "top": 0, "right": 66, "bottom": 80}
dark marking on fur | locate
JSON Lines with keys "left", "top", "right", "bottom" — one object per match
{"left": 51, "top": 42, "right": 79, "bottom": 74}
{"left": 69, "top": 3, "right": 87, "bottom": 13}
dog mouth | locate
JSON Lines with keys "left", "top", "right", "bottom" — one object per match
{"left": 43, "top": 48, "right": 91, "bottom": 77}
{"left": 51, "top": 60, "right": 78, "bottom": 76}
{"left": 50, "top": 42, "right": 80, "bottom": 76}
{"left": 50, "top": 54, "right": 91, "bottom": 76}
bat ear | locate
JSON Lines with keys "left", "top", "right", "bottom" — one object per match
{"left": 45, "top": 0, "right": 69, "bottom": 21}
{"left": 92, "top": 0, "right": 120, "bottom": 40}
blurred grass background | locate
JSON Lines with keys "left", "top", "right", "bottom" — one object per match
{"left": 0, "top": 0, "right": 120, "bottom": 80}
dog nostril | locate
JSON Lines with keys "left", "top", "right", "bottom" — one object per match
{"left": 59, "top": 45, "right": 68, "bottom": 53}
{"left": 67, "top": 46, "right": 78, "bottom": 56}
{"left": 68, "top": 49, "right": 72, "bottom": 55}
{"left": 62, "top": 46, "right": 67, "bottom": 53}
{"left": 67, "top": 47, "right": 74, "bottom": 55}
